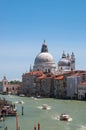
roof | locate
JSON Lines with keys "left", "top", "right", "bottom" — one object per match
{"left": 54, "top": 75, "right": 64, "bottom": 80}
{"left": 23, "top": 71, "right": 43, "bottom": 77}
{"left": 37, "top": 75, "right": 46, "bottom": 79}
{"left": 80, "top": 82, "right": 86, "bottom": 85}
{"left": 37, "top": 74, "right": 53, "bottom": 79}
{"left": 29, "top": 71, "right": 43, "bottom": 76}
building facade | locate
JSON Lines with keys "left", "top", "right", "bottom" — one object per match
{"left": 78, "top": 82, "right": 86, "bottom": 100}
{"left": 66, "top": 75, "right": 81, "bottom": 99}
{"left": 1, "top": 76, "right": 21, "bottom": 94}
{"left": 21, "top": 41, "right": 86, "bottom": 100}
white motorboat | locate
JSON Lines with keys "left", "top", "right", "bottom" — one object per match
{"left": 60, "top": 114, "right": 71, "bottom": 121}
{"left": 42, "top": 104, "right": 48, "bottom": 110}
{"left": 19, "top": 94, "right": 25, "bottom": 97}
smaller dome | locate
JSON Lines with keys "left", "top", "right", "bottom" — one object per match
{"left": 58, "top": 58, "right": 70, "bottom": 66}
{"left": 58, "top": 51, "right": 71, "bottom": 66}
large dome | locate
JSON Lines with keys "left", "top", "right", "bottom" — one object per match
{"left": 34, "top": 52, "right": 55, "bottom": 64}
{"left": 33, "top": 41, "right": 56, "bottom": 74}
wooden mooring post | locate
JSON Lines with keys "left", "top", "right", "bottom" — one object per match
{"left": 34, "top": 124, "right": 36, "bottom": 130}
{"left": 4, "top": 126, "right": 7, "bottom": 130}
{"left": 21, "top": 106, "right": 24, "bottom": 115}
{"left": 34, "top": 123, "right": 40, "bottom": 130}
{"left": 16, "top": 113, "right": 20, "bottom": 130}
{"left": 38, "top": 123, "right": 40, "bottom": 130}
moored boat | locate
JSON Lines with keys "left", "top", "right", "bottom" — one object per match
{"left": 0, "top": 117, "right": 4, "bottom": 121}
{"left": 19, "top": 94, "right": 25, "bottom": 97}
{"left": 0, "top": 105, "right": 17, "bottom": 117}
{"left": 6, "top": 111, "right": 16, "bottom": 116}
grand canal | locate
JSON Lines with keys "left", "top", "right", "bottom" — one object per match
{"left": 0, "top": 94, "right": 86, "bottom": 130}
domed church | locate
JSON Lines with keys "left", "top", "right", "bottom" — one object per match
{"left": 33, "top": 40, "right": 56, "bottom": 74}
{"left": 58, "top": 51, "right": 75, "bottom": 72}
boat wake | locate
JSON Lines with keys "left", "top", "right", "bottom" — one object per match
{"left": 52, "top": 115, "right": 72, "bottom": 122}
{"left": 68, "top": 117, "right": 72, "bottom": 121}
{"left": 52, "top": 116, "right": 59, "bottom": 120}
{"left": 37, "top": 105, "right": 51, "bottom": 110}
{"left": 14, "top": 100, "right": 24, "bottom": 104}
{"left": 8, "top": 95, "right": 14, "bottom": 98}
{"left": 77, "top": 125, "right": 86, "bottom": 130}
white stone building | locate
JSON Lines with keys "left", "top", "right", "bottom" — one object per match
{"left": 33, "top": 41, "right": 56, "bottom": 74}
{"left": 78, "top": 82, "right": 86, "bottom": 100}
{"left": 66, "top": 75, "right": 81, "bottom": 99}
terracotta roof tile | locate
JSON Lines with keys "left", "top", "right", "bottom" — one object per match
{"left": 37, "top": 74, "right": 46, "bottom": 79}
{"left": 23, "top": 71, "right": 43, "bottom": 77}
{"left": 80, "top": 82, "right": 86, "bottom": 85}
{"left": 54, "top": 75, "right": 64, "bottom": 80}
{"left": 29, "top": 71, "right": 43, "bottom": 75}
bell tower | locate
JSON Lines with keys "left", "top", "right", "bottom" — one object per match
{"left": 2, "top": 76, "right": 8, "bottom": 92}
{"left": 71, "top": 52, "right": 75, "bottom": 70}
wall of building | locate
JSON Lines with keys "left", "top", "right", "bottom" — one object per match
{"left": 78, "top": 83, "right": 86, "bottom": 100}
{"left": 66, "top": 76, "right": 81, "bottom": 99}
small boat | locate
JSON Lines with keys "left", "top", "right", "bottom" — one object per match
{"left": 6, "top": 111, "right": 17, "bottom": 117}
{"left": 15, "top": 100, "right": 24, "bottom": 104}
{"left": 36, "top": 95, "right": 42, "bottom": 98}
{"left": 42, "top": 104, "right": 48, "bottom": 110}
{"left": 18, "top": 100, "right": 24, "bottom": 104}
{"left": 0, "top": 117, "right": 4, "bottom": 121}
{"left": 1, "top": 109, "right": 16, "bottom": 117}
{"left": 60, "top": 114, "right": 70, "bottom": 121}
{"left": 19, "top": 94, "right": 25, "bottom": 97}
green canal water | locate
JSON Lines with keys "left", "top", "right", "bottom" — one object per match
{"left": 0, "top": 94, "right": 86, "bottom": 130}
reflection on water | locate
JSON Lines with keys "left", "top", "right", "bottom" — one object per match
{"left": 0, "top": 94, "right": 86, "bottom": 130}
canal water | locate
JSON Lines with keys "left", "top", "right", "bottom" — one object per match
{"left": 0, "top": 94, "right": 86, "bottom": 130}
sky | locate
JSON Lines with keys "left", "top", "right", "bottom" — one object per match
{"left": 0, "top": 0, "right": 86, "bottom": 81}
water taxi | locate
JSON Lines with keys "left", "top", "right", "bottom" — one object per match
{"left": 42, "top": 104, "right": 48, "bottom": 110}
{"left": 19, "top": 94, "right": 25, "bottom": 97}
{"left": 60, "top": 114, "right": 70, "bottom": 121}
